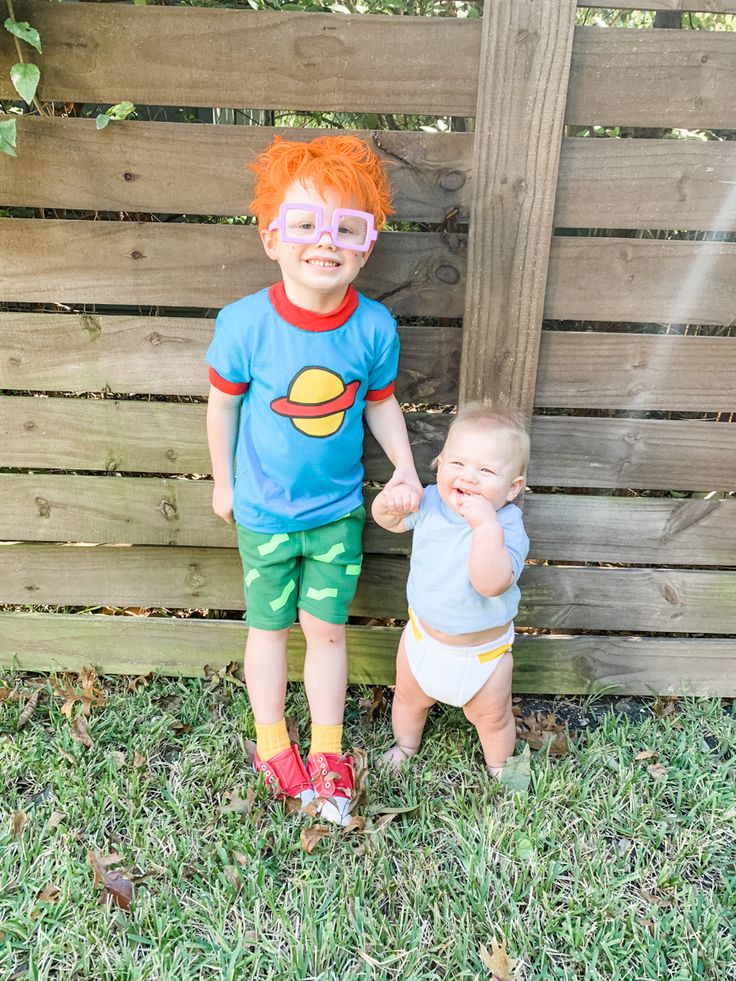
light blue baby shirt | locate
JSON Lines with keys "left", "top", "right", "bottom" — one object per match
{"left": 404, "top": 484, "right": 529, "bottom": 635}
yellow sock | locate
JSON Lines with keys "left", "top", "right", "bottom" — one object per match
{"left": 310, "top": 723, "right": 343, "bottom": 755}
{"left": 255, "top": 719, "right": 290, "bottom": 760}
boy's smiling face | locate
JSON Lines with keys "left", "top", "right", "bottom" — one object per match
{"left": 260, "top": 180, "right": 373, "bottom": 313}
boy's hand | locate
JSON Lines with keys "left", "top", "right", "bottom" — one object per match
{"left": 212, "top": 483, "right": 235, "bottom": 525}
{"left": 382, "top": 482, "right": 422, "bottom": 515}
{"left": 456, "top": 493, "right": 499, "bottom": 530}
{"left": 383, "top": 467, "right": 422, "bottom": 511}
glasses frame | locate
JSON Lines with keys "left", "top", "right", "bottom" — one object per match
{"left": 268, "top": 202, "right": 378, "bottom": 253}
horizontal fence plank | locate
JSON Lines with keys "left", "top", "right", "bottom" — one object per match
{"left": 2, "top": 10, "right": 734, "bottom": 128}
{"left": 0, "top": 220, "right": 466, "bottom": 318}
{"left": 529, "top": 416, "right": 736, "bottom": 491}
{"left": 0, "top": 4, "right": 480, "bottom": 115}
{"left": 4, "top": 221, "right": 736, "bottom": 325}
{"left": 1, "top": 612, "right": 734, "bottom": 695}
{"left": 545, "top": 237, "right": 736, "bottom": 325}
{"left": 555, "top": 138, "right": 736, "bottom": 232}
{"left": 3, "top": 314, "right": 735, "bottom": 413}
{"left": 0, "top": 117, "right": 470, "bottom": 222}
{"left": 0, "top": 401, "right": 449, "bottom": 482}
{"left": 2, "top": 400, "right": 734, "bottom": 491}
{"left": 535, "top": 332, "right": 736, "bottom": 411}
{"left": 580, "top": 2, "right": 736, "bottom": 12}
{"left": 2, "top": 544, "right": 735, "bottom": 632}
{"left": 567, "top": 27, "right": 736, "bottom": 129}
{"left": 0, "top": 314, "right": 460, "bottom": 404}
{"left": 2, "top": 475, "right": 736, "bottom": 567}
{"left": 5, "top": 121, "right": 736, "bottom": 236}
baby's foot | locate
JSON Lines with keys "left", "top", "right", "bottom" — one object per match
{"left": 379, "top": 744, "right": 417, "bottom": 772}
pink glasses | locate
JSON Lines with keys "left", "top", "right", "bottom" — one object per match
{"left": 268, "top": 202, "right": 378, "bottom": 252}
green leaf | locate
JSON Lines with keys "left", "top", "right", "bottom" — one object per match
{"left": 95, "top": 114, "right": 110, "bottom": 130}
{"left": 108, "top": 101, "right": 136, "bottom": 121}
{"left": 4, "top": 18, "right": 42, "bottom": 53}
{"left": 0, "top": 117, "right": 17, "bottom": 157}
{"left": 499, "top": 744, "right": 531, "bottom": 794}
{"left": 514, "top": 831, "right": 534, "bottom": 861}
{"left": 10, "top": 63, "right": 40, "bottom": 106}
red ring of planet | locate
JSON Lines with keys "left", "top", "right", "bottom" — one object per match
{"left": 271, "top": 379, "right": 360, "bottom": 419}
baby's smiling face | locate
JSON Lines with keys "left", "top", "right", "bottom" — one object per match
{"left": 436, "top": 424, "right": 525, "bottom": 515}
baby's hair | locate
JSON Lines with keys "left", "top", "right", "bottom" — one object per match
{"left": 249, "top": 135, "right": 394, "bottom": 229}
{"left": 443, "top": 401, "right": 531, "bottom": 474}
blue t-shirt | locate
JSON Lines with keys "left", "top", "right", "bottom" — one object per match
{"left": 404, "top": 485, "right": 529, "bottom": 634}
{"left": 206, "top": 284, "right": 399, "bottom": 532}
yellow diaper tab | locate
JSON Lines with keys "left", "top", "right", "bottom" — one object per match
{"left": 477, "top": 642, "right": 513, "bottom": 664}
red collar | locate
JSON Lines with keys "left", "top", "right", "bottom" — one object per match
{"left": 268, "top": 281, "right": 359, "bottom": 332}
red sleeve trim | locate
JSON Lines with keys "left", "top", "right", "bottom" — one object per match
{"left": 208, "top": 366, "right": 249, "bottom": 395}
{"left": 365, "top": 381, "right": 395, "bottom": 402}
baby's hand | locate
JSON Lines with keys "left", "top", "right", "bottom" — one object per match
{"left": 456, "top": 492, "right": 499, "bottom": 529}
{"left": 382, "top": 482, "right": 422, "bottom": 515}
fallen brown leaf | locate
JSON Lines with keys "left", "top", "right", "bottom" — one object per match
{"left": 244, "top": 739, "right": 257, "bottom": 766}
{"left": 36, "top": 885, "right": 60, "bottom": 903}
{"left": 639, "top": 886, "right": 674, "bottom": 908}
{"left": 71, "top": 715, "right": 93, "bottom": 749}
{"left": 221, "top": 788, "right": 256, "bottom": 817}
{"left": 45, "top": 811, "right": 65, "bottom": 832}
{"left": 300, "top": 826, "right": 331, "bottom": 854}
{"left": 132, "top": 751, "right": 146, "bottom": 769}
{"left": 17, "top": 690, "right": 41, "bottom": 730}
{"left": 223, "top": 865, "right": 242, "bottom": 896}
{"left": 358, "top": 686, "right": 386, "bottom": 725}
{"left": 127, "top": 673, "right": 153, "bottom": 692}
{"left": 647, "top": 763, "right": 669, "bottom": 780}
{"left": 634, "top": 750, "right": 657, "bottom": 761}
{"left": 479, "top": 939, "right": 520, "bottom": 980}
{"left": 87, "top": 851, "right": 133, "bottom": 910}
{"left": 12, "top": 811, "right": 26, "bottom": 836}
{"left": 286, "top": 715, "right": 300, "bottom": 746}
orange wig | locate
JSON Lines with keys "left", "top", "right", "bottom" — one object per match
{"left": 249, "top": 135, "right": 394, "bottom": 229}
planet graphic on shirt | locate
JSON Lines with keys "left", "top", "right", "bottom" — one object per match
{"left": 270, "top": 367, "right": 360, "bottom": 437}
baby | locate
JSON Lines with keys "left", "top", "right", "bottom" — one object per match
{"left": 371, "top": 402, "right": 530, "bottom": 777}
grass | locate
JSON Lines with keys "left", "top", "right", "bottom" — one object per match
{"left": 1, "top": 677, "right": 734, "bottom": 981}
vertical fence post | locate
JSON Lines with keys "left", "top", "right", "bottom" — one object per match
{"left": 459, "top": 0, "right": 577, "bottom": 416}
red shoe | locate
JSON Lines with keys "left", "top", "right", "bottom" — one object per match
{"left": 254, "top": 744, "right": 315, "bottom": 806}
{"left": 307, "top": 752, "right": 354, "bottom": 827}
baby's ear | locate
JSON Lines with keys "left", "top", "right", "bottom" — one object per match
{"left": 506, "top": 476, "right": 525, "bottom": 502}
{"left": 260, "top": 227, "right": 279, "bottom": 260}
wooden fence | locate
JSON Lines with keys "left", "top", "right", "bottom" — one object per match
{"left": 1, "top": 0, "right": 734, "bottom": 695}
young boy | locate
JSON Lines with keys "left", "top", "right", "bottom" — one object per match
{"left": 372, "top": 403, "right": 530, "bottom": 778}
{"left": 206, "top": 135, "right": 421, "bottom": 825}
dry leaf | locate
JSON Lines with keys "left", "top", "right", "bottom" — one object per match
{"left": 343, "top": 815, "right": 366, "bottom": 834}
{"left": 358, "top": 686, "right": 386, "bottom": 725}
{"left": 286, "top": 715, "right": 300, "bottom": 746}
{"left": 300, "top": 826, "right": 332, "bottom": 854}
{"left": 45, "top": 811, "right": 64, "bottom": 832}
{"left": 12, "top": 811, "right": 27, "bottom": 836}
{"left": 634, "top": 750, "right": 657, "bottom": 761}
{"left": 132, "top": 751, "right": 146, "bottom": 770}
{"left": 244, "top": 739, "right": 257, "bottom": 766}
{"left": 647, "top": 763, "right": 669, "bottom": 780}
{"left": 127, "top": 673, "right": 152, "bottom": 692}
{"left": 57, "top": 747, "right": 76, "bottom": 765}
{"left": 223, "top": 865, "right": 242, "bottom": 896}
{"left": 37, "top": 885, "right": 60, "bottom": 903}
{"left": 479, "top": 939, "right": 520, "bottom": 980}
{"left": 87, "top": 851, "right": 133, "bottom": 910}
{"left": 221, "top": 789, "right": 256, "bottom": 817}
{"left": 71, "top": 715, "right": 93, "bottom": 749}
{"left": 232, "top": 850, "right": 249, "bottom": 868}
{"left": 639, "top": 886, "right": 673, "bottom": 908}
{"left": 17, "top": 690, "right": 41, "bottom": 730}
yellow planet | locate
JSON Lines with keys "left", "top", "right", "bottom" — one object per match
{"left": 270, "top": 367, "right": 360, "bottom": 437}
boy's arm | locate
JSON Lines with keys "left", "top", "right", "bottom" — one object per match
{"left": 457, "top": 496, "right": 515, "bottom": 597}
{"left": 206, "top": 385, "right": 243, "bottom": 524}
{"left": 364, "top": 395, "right": 421, "bottom": 500}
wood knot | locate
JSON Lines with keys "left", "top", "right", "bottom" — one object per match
{"left": 435, "top": 264, "right": 460, "bottom": 285}
{"left": 438, "top": 170, "right": 466, "bottom": 192}
{"left": 123, "top": 172, "right": 136, "bottom": 182}
{"left": 35, "top": 497, "right": 51, "bottom": 518}
{"left": 165, "top": 449, "right": 178, "bottom": 462}
{"left": 130, "top": 250, "right": 144, "bottom": 260}
{"left": 7, "top": 356, "right": 20, "bottom": 367}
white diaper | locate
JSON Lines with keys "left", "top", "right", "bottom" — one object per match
{"left": 404, "top": 609, "right": 514, "bottom": 708}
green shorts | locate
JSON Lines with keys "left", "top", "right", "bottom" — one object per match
{"left": 236, "top": 506, "right": 365, "bottom": 630}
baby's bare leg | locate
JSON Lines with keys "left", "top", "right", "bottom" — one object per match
{"left": 381, "top": 630, "right": 436, "bottom": 770}
{"left": 463, "top": 652, "right": 515, "bottom": 777}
